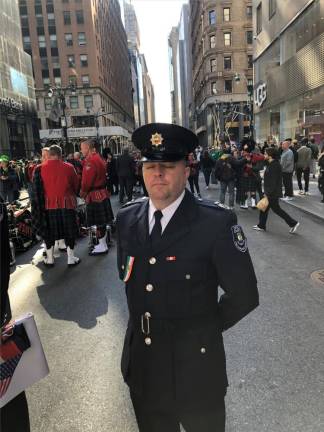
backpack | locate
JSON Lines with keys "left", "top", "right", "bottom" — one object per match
{"left": 215, "top": 158, "right": 234, "bottom": 182}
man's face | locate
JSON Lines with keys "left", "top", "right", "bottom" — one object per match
{"left": 142, "top": 160, "right": 190, "bottom": 206}
{"left": 81, "top": 142, "right": 90, "bottom": 158}
{"left": 282, "top": 141, "right": 289, "bottom": 150}
{"left": 41, "top": 150, "right": 49, "bottom": 162}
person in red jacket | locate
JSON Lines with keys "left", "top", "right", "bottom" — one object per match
{"left": 40, "top": 145, "right": 80, "bottom": 267}
{"left": 80, "top": 138, "right": 113, "bottom": 255}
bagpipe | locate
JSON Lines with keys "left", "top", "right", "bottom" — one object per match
{"left": 6, "top": 201, "right": 36, "bottom": 254}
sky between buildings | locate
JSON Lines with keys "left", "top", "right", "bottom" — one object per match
{"left": 131, "top": 0, "right": 188, "bottom": 123}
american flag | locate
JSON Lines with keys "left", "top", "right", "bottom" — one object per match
{"left": 0, "top": 323, "right": 30, "bottom": 398}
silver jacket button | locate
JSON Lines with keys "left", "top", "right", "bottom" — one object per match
{"left": 185, "top": 274, "right": 191, "bottom": 280}
{"left": 145, "top": 337, "right": 152, "bottom": 346}
{"left": 146, "top": 284, "right": 154, "bottom": 292}
{"left": 200, "top": 347, "right": 206, "bottom": 354}
{"left": 149, "top": 257, "right": 156, "bottom": 264}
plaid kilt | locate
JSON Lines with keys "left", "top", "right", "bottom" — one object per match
{"left": 45, "top": 209, "right": 78, "bottom": 241}
{"left": 241, "top": 175, "right": 258, "bottom": 194}
{"left": 86, "top": 198, "right": 114, "bottom": 227}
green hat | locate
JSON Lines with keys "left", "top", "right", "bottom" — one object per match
{"left": 0, "top": 155, "right": 9, "bottom": 163}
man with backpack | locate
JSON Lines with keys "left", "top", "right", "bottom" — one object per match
{"left": 214, "top": 154, "right": 246, "bottom": 209}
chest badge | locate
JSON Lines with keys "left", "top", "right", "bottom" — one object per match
{"left": 123, "top": 256, "right": 135, "bottom": 282}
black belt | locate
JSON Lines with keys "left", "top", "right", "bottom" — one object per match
{"left": 131, "top": 313, "right": 221, "bottom": 336}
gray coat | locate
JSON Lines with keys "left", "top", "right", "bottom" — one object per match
{"left": 280, "top": 149, "right": 294, "bottom": 173}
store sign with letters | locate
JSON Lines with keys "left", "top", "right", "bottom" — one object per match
{"left": 254, "top": 82, "right": 267, "bottom": 108}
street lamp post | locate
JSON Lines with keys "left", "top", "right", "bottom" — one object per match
{"left": 47, "top": 83, "right": 76, "bottom": 155}
{"left": 234, "top": 73, "right": 254, "bottom": 139}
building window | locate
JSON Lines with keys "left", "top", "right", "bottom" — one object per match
{"left": 224, "top": 56, "right": 232, "bottom": 70}
{"left": 49, "top": 34, "right": 57, "bottom": 48}
{"left": 48, "top": 26, "right": 56, "bottom": 35}
{"left": 63, "top": 11, "right": 71, "bottom": 25}
{"left": 43, "top": 77, "right": 50, "bottom": 87}
{"left": 41, "top": 57, "right": 48, "bottom": 69}
{"left": 42, "top": 69, "right": 50, "bottom": 78}
{"left": 225, "top": 80, "right": 232, "bottom": 93}
{"left": 257, "top": 3, "right": 262, "bottom": 34}
{"left": 62, "top": 0, "right": 69, "bottom": 3}
{"left": 39, "top": 47, "right": 47, "bottom": 57}
{"left": 21, "top": 16, "right": 29, "bottom": 27}
{"left": 46, "top": 4, "right": 54, "bottom": 13}
{"left": 70, "top": 96, "right": 79, "bottom": 109}
{"left": 53, "top": 68, "right": 61, "bottom": 78}
{"left": 37, "top": 26, "right": 45, "bottom": 35}
{"left": 22, "top": 27, "right": 30, "bottom": 36}
{"left": 23, "top": 36, "right": 31, "bottom": 50}
{"left": 65, "top": 33, "right": 73, "bottom": 46}
{"left": 269, "top": 0, "right": 276, "bottom": 19}
{"left": 208, "top": 10, "right": 216, "bottom": 25}
{"left": 36, "top": 16, "right": 44, "bottom": 26}
{"left": 67, "top": 55, "right": 75, "bottom": 67}
{"left": 210, "top": 58, "right": 217, "bottom": 72}
{"left": 47, "top": 12, "right": 55, "bottom": 21}
{"left": 246, "top": 31, "right": 253, "bottom": 44}
{"left": 223, "top": 8, "right": 230, "bottom": 22}
{"left": 209, "top": 35, "right": 216, "bottom": 49}
{"left": 211, "top": 82, "right": 217, "bottom": 95}
{"left": 246, "top": 5, "right": 252, "bottom": 17}
{"left": 19, "top": 5, "right": 28, "bottom": 14}
{"left": 81, "top": 75, "right": 90, "bottom": 87}
{"left": 76, "top": 10, "right": 84, "bottom": 24}
{"left": 54, "top": 77, "right": 62, "bottom": 86}
{"left": 248, "top": 55, "right": 253, "bottom": 69}
{"left": 44, "top": 97, "right": 52, "bottom": 110}
{"left": 247, "top": 79, "right": 253, "bottom": 95}
{"left": 51, "top": 47, "right": 59, "bottom": 56}
{"left": 224, "top": 32, "right": 231, "bottom": 46}
{"left": 78, "top": 32, "right": 86, "bottom": 45}
{"left": 52, "top": 57, "right": 60, "bottom": 68}
{"left": 34, "top": 4, "right": 42, "bottom": 14}
{"left": 69, "top": 75, "right": 77, "bottom": 85}
{"left": 84, "top": 95, "right": 93, "bottom": 108}
{"left": 80, "top": 54, "right": 88, "bottom": 67}
{"left": 38, "top": 35, "right": 46, "bottom": 48}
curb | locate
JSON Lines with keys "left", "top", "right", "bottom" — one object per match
{"left": 282, "top": 200, "right": 324, "bottom": 223}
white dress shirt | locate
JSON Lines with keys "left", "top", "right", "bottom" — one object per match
{"left": 148, "top": 190, "right": 185, "bottom": 235}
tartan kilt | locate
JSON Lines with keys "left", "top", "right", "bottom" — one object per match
{"left": 241, "top": 175, "right": 258, "bottom": 194}
{"left": 86, "top": 198, "right": 114, "bottom": 227}
{"left": 45, "top": 209, "right": 78, "bottom": 241}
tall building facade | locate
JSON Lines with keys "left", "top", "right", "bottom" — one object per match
{"left": 253, "top": 0, "right": 324, "bottom": 144}
{"left": 168, "top": 5, "right": 192, "bottom": 128}
{"left": 0, "top": 0, "right": 38, "bottom": 158}
{"left": 190, "top": 0, "right": 253, "bottom": 147}
{"left": 124, "top": 0, "right": 155, "bottom": 127}
{"left": 19, "top": 0, "right": 134, "bottom": 151}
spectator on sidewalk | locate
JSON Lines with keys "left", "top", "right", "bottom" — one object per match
{"left": 309, "top": 137, "right": 319, "bottom": 179}
{"left": 318, "top": 148, "right": 324, "bottom": 203}
{"left": 200, "top": 150, "right": 215, "bottom": 189}
{"left": 187, "top": 152, "right": 202, "bottom": 199}
{"left": 0, "top": 155, "right": 17, "bottom": 203}
{"left": 253, "top": 148, "right": 299, "bottom": 234}
{"left": 116, "top": 148, "right": 135, "bottom": 204}
{"left": 280, "top": 140, "right": 295, "bottom": 200}
{"left": 296, "top": 138, "right": 312, "bottom": 195}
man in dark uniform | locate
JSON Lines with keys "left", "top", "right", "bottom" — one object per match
{"left": 116, "top": 123, "right": 259, "bottom": 432}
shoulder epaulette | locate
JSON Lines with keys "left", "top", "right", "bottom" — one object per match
{"left": 122, "top": 196, "right": 148, "bottom": 209}
{"left": 197, "top": 199, "right": 228, "bottom": 211}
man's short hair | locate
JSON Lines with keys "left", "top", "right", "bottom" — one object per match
{"left": 81, "top": 138, "right": 96, "bottom": 149}
{"left": 49, "top": 145, "right": 62, "bottom": 158}
{"left": 265, "top": 147, "right": 280, "bottom": 160}
{"left": 42, "top": 147, "right": 50, "bottom": 153}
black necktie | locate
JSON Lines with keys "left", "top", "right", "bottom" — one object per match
{"left": 150, "top": 210, "right": 163, "bottom": 244}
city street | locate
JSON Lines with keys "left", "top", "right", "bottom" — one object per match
{"left": 9, "top": 184, "right": 324, "bottom": 432}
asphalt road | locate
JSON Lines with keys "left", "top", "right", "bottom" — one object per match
{"left": 9, "top": 185, "right": 324, "bottom": 432}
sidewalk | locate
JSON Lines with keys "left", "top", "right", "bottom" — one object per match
{"left": 283, "top": 179, "right": 324, "bottom": 222}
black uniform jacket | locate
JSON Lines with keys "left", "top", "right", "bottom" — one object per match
{"left": 264, "top": 160, "right": 283, "bottom": 199}
{"left": 116, "top": 190, "right": 259, "bottom": 409}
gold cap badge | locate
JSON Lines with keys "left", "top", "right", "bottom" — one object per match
{"left": 150, "top": 133, "right": 164, "bottom": 147}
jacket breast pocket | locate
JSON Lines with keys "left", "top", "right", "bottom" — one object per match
{"left": 164, "top": 260, "right": 206, "bottom": 316}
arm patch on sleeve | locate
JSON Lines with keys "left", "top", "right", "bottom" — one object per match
{"left": 231, "top": 225, "right": 248, "bottom": 253}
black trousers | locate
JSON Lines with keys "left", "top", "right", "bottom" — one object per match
{"left": 119, "top": 176, "right": 133, "bottom": 203}
{"left": 282, "top": 172, "right": 294, "bottom": 197}
{"left": 188, "top": 175, "right": 200, "bottom": 194}
{"left": 131, "top": 393, "right": 225, "bottom": 432}
{"left": 296, "top": 167, "right": 310, "bottom": 192}
{"left": 258, "top": 197, "right": 297, "bottom": 229}
{"left": 202, "top": 168, "right": 212, "bottom": 186}
{"left": 1, "top": 392, "right": 30, "bottom": 432}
